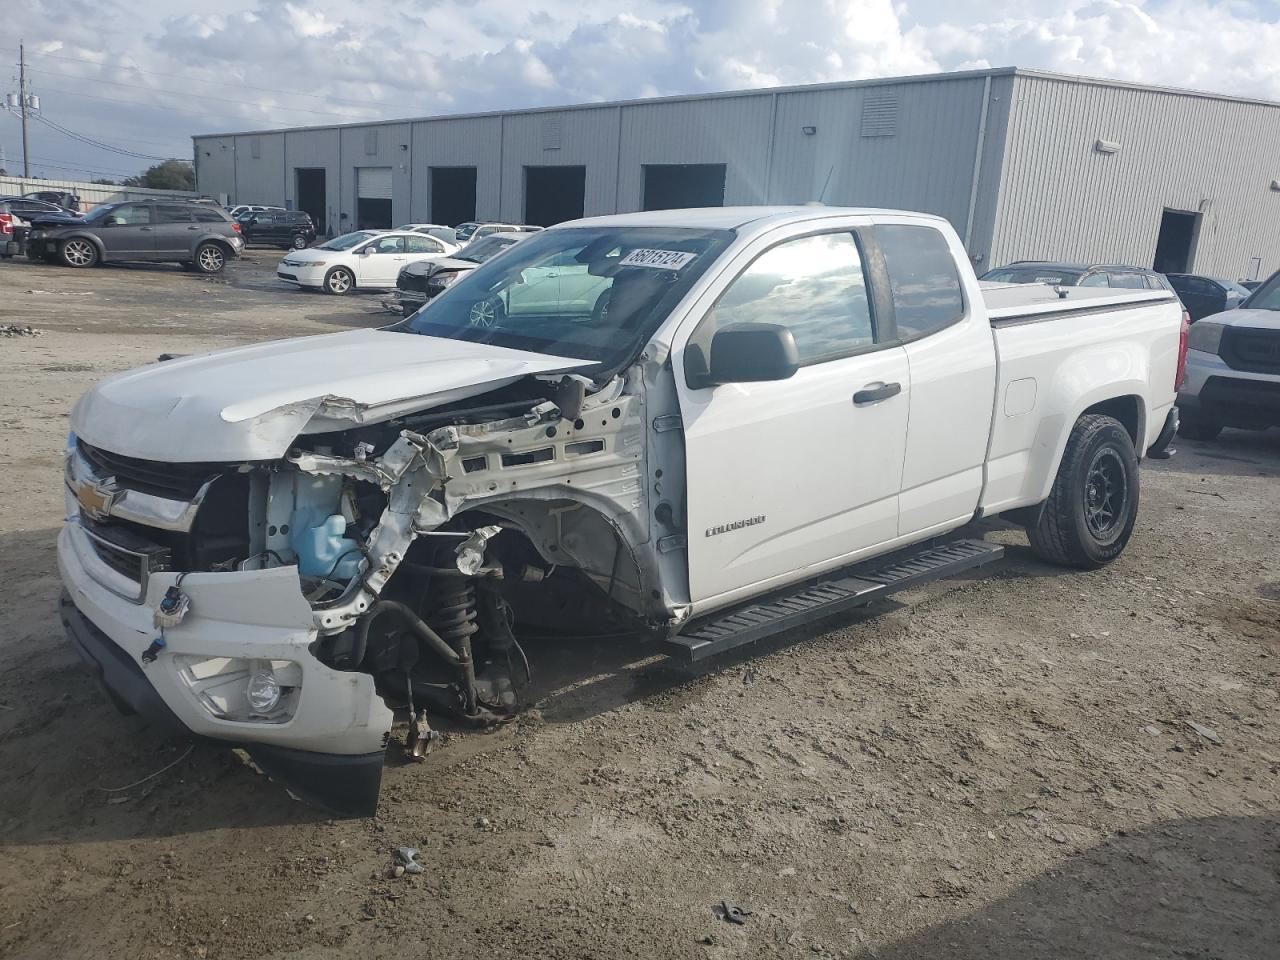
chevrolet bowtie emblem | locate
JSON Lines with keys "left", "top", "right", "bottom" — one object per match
{"left": 76, "top": 478, "right": 118, "bottom": 520}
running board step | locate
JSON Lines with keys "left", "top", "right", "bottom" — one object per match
{"left": 662, "top": 538, "right": 1004, "bottom": 663}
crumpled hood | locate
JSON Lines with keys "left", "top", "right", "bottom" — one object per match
{"left": 71, "top": 329, "right": 590, "bottom": 462}
{"left": 400, "top": 256, "right": 475, "bottom": 279}
{"left": 1212, "top": 307, "right": 1280, "bottom": 330}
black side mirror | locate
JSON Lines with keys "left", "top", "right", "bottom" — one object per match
{"left": 694, "top": 322, "right": 800, "bottom": 387}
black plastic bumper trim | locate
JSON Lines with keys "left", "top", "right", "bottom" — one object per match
{"left": 60, "top": 590, "right": 385, "bottom": 818}
{"left": 1146, "top": 405, "right": 1179, "bottom": 459}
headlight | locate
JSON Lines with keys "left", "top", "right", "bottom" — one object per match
{"left": 1187, "top": 320, "right": 1225, "bottom": 355}
{"left": 435, "top": 272, "right": 460, "bottom": 288}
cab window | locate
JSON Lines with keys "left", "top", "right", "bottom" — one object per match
{"left": 405, "top": 235, "right": 442, "bottom": 254}
{"left": 108, "top": 204, "right": 152, "bottom": 225}
{"left": 708, "top": 232, "right": 875, "bottom": 363}
{"left": 364, "top": 236, "right": 404, "bottom": 254}
{"left": 874, "top": 224, "right": 965, "bottom": 339}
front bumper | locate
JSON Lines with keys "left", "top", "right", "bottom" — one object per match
{"left": 277, "top": 265, "right": 325, "bottom": 288}
{"left": 1179, "top": 349, "right": 1280, "bottom": 428}
{"left": 382, "top": 288, "right": 428, "bottom": 313}
{"left": 57, "top": 515, "right": 392, "bottom": 815}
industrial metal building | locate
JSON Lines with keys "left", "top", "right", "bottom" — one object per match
{"left": 192, "top": 67, "right": 1280, "bottom": 279}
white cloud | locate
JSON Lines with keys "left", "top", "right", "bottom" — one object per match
{"left": 1, "top": 0, "right": 1278, "bottom": 182}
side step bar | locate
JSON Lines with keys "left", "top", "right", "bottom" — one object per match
{"left": 661, "top": 538, "right": 1004, "bottom": 663}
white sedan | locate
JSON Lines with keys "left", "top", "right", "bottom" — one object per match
{"left": 277, "top": 230, "right": 455, "bottom": 294}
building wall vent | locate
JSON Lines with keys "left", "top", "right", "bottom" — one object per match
{"left": 364, "top": 129, "right": 378, "bottom": 156}
{"left": 860, "top": 95, "right": 898, "bottom": 137}
{"left": 542, "top": 118, "right": 563, "bottom": 151}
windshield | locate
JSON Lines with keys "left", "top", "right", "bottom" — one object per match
{"left": 454, "top": 222, "right": 480, "bottom": 241}
{"left": 455, "top": 236, "right": 518, "bottom": 263}
{"left": 1218, "top": 279, "right": 1252, "bottom": 298}
{"left": 980, "top": 266, "right": 1085, "bottom": 285}
{"left": 317, "top": 231, "right": 378, "bottom": 251}
{"left": 1243, "top": 273, "right": 1280, "bottom": 311}
{"left": 394, "top": 226, "right": 734, "bottom": 369}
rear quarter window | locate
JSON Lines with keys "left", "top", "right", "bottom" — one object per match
{"left": 874, "top": 224, "right": 965, "bottom": 339}
{"left": 193, "top": 208, "right": 229, "bottom": 223}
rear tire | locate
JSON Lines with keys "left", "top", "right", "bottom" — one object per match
{"left": 1027, "top": 414, "right": 1139, "bottom": 570}
{"left": 194, "top": 242, "right": 227, "bottom": 274}
{"left": 1177, "top": 415, "right": 1222, "bottom": 442}
{"left": 60, "top": 238, "right": 98, "bottom": 268}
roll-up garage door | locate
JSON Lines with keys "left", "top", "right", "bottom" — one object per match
{"left": 357, "top": 166, "right": 393, "bottom": 200}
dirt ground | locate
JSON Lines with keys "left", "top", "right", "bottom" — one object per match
{"left": 0, "top": 254, "right": 1277, "bottom": 960}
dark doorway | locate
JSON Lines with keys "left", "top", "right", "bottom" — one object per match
{"left": 295, "top": 168, "right": 326, "bottom": 234}
{"left": 355, "top": 199, "right": 392, "bottom": 230}
{"left": 430, "top": 167, "right": 477, "bottom": 226}
{"left": 642, "top": 164, "right": 726, "bottom": 211}
{"left": 1153, "top": 209, "right": 1200, "bottom": 274}
{"left": 524, "top": 166, "right": 586, "bottom": 227}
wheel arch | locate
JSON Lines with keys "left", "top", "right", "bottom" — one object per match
{"left": 59, "top": 232, "right": 106, "bottom": 257}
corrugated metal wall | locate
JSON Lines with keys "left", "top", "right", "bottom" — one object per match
{"left": 192, "top": 76, "right": 999, "bottom": 238}
{"left": 993, "top": 74, "right": 1280, "bottom": 279}
{"left": 409, "top": 115, "right": 503, "bottom": 221}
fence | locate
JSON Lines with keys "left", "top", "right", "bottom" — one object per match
{"left": 0, "top": 176, "right": 200, "bottom": 211}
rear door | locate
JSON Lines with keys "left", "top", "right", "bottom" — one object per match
{"left": 873, "top": 219, "right": 996, "bottom": 538}
{"left": 676, "top": 223, "right": 910, "bottom": 609}
{"left": 154, "top": 203, "right": 197, "bottom": 257}
{"left": 99, "top": 203, "right": 155, "bottom": 259}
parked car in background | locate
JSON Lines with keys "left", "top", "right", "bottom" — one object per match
{"left": 395, "top": 223, "right": 460, "bottom": 247}
{"left": 1178, "top": 270, "right": 1280, "bottom": 440}
{"left": 1239, "top": 279, "right": 1263, "bottom": 292}
{"left": 390, "top": 231, "right": 528, "bottom": 316}
{"left": 0, "top": 196, "right": 80, "bottom": 225}
{"left": 228, "top": 204, "right": 284, "bottom": 220}
{"left": 25, "top": 201, "right": 243, "bottom": 273}
{"left": 980, "top": 261, "right": 1173, "bottom": 291}
{"left": 23, "top": 189, "right": 80, "bottom": 212}
{"left": 238, "top": 210, "right": 317, "bottom": 250}
{"left": 0, "top": 200, "right": 30, "bottom": 258}
{"left": 1165, "top": 274, "right": 1251, "bottom": 322}
{"left": 276, "top": 229, "right": 456, "bottom": 294}
{"left": 453, "top": 221, "right": 543, "bottom": 243}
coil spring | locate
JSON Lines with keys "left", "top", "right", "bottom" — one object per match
{"left": 431, "top": 581, "right": 479, "bottom": 650}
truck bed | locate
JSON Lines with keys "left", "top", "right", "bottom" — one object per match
{"left": 977, "top": 280, "right": 1183, "bottom": 519}
{"left": 980, "top": 281, "right": 1176, "bottom": 325}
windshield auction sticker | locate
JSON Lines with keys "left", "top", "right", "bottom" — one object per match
{"left": 620, "top": 248, "right": 697, "bottom": 270}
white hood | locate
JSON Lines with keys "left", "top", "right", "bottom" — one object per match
{"left": 71, "top": 329, "right": 590, "bottom": 462}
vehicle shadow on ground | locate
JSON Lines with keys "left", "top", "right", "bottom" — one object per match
{"left": 864, "top": 812, "right": 1279, "bottom": 960}
{"left": 1156, "top": 429, "right": 1280, "bottom": 479}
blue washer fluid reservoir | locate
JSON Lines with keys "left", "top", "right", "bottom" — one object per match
{"left": 291, "top": 514, "right": 363, "bottom": 580}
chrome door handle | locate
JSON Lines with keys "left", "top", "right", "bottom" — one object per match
{"left": 853, "top": 382, "right": 901, "bottom": 405}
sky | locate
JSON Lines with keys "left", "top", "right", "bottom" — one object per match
{"left": 2, "top": 0, "right": 1279, "bottom": 182}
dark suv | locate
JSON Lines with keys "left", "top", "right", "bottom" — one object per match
{"left": 26, "top": 201, "right": 244, "bottom": 273}
{"left": 237, "top": 210, "right": 316, "bottom": 250}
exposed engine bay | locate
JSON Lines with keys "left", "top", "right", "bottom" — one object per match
{"left": 95, "top": 368, "right": 679, "bottom": 753}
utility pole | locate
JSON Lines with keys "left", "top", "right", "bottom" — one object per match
{"left": 19, "top": 41, "right": 30, "bottom": 177}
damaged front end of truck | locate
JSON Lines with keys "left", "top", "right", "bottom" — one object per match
{"left": 59, "top": 222, "right": 729, "bottom": 815}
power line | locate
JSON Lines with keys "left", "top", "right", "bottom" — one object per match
{"left": 33, "top": 52, "right": 399, "bottom": 110}
{"left": 32, "top": 113, "right": 175, "bottom": 160}
{"left": 28, "top": 66, "right": 382, "bottom": 120}
{"left": 28, "top": 82, "right": 368, "bottom": 130}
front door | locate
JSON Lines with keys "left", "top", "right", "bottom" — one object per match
{"left": 676, "top": 228, "right": 910, "bottom": 609}
{"left": 356, "top": 235, "right": 408, "bottom": 287}
{"left": 100, "top": 203, "right": 156, "bottom": 259}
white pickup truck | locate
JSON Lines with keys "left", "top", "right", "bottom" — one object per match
{"left": 58, "top": 206, "right": 1186, "bottom": 814}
